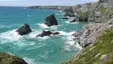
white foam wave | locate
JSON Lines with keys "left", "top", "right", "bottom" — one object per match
{"left": 49, "top": 25, "right": 58, "bottom": 30}
{"left": 64, "top": 40, "right": 82, "bottom": 51}
{"left": 0, "top": 29, "right": 22, "bottom": 42}
{"left": 59, "top": 31, "right": 75, "bottom": 36}
{"left": 38, "top": 23, "right": 58, "bottom": 30}
{"left": 27, "top": 30, "right": 41, "bottom": 38}
{"left": 24, "top": 57, "right": 36, "bottom": 64}
{"left": 63, "top": 31, "right": 82, "bottom": 51}
{"left": 37, "top": 36, "right": 49, "bottom": 40}
{"left": 38, "top": 23, "right": 49, "bottom": 28}
{"left": 66, "top": 21, "right": 79, "bottom": 24}
{"left": 24, "top": 57, "right": 45, "bottom": 64}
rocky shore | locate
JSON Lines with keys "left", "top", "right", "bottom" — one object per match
{"left": 28, "top": 2, "right": 97, "bottom": 22}
{"left": 20, "top": 0, "right": 113, "bottom": 64}
{"left": 0, "top": 52, "right": 27, "bottom": 64}
{"left": 28, "top": 0, "right": 113, "bottom": 64}
{"left": 61, "top": 0, "right": 113, "bottom": 64}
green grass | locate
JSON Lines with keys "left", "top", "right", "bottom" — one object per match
{"left": 100, "top": 7, "right": 113, "bottom": 17}
{"left": 62, "top": 29, "right": 113, "bottom": 64}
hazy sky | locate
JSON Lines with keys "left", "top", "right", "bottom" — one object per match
{"left": 0, "top": 0, "right": 99, "bottom": 6}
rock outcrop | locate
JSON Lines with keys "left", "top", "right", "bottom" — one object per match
{"left": 44, "top": 14, "right": 58, "bottom": 26}
{"left": 63, "top": 7, "right": 75, "bottom": 17}
{"left": 28, "top": 3, "right": 97, "bottom": 22}
{"left": 52, "top": 32, "right": 60, "bottom": 35}
{"left": 36, "top": 30, "right": 52, "bottom": 37}
{"left": 36, "top": 30, "right": 60, "bottom": 37}
{"left": 88, "top": 0, "right": 113, "bottom": 23}
{"left": 59, "top": 17, "right": 69, "bottom": 20}
{"left": 16, "top": 24, "right": 32, "bottom": 35}
{"left": 69, "top": 18, "right": 79, "bottom": 22}
{"left": 0, "top": 52, "right": 27, "bottom": 64}
{"left": 62, "top": 19, "right": 113, "bottom": 64}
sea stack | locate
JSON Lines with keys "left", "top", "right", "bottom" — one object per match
{"left": 16, "top": 23, "right": 32, "bottom": 35}
{"left": 44, "top": 14, "right": 58, "bottom": 26}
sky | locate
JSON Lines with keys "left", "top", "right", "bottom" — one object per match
{"left": 0, "top": 0, "right": 99, "bottom": 6}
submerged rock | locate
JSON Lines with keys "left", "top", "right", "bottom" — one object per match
{"left": 36, "top": 30, "right": 52, "bottom": 37}
{"left": 16, "top": 24, "right": 32, "bottom": 35}
{"left": 59, "top": 17, "right": 69, "bottom": 20}
{"left": 70, "top": 18, "right": 79, "bottom": 22}
{"left": 44, "top": 14, "right": 58, "bottom": 26}
{"left": 52, "top": 32, "right": 60, "bottom": 35}
{"left": 36, "top": 30, "right": 60, "bottom": 37}
{"left": 0, "top": 52, "right": 27, "bottom": 64}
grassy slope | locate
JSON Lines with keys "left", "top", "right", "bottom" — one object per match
{"left": 62, "top": 29, "right": 113, "bottom": 64}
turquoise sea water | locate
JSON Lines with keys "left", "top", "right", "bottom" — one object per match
{"left": 0, "top": 7, "right": 85, "bottom": 64}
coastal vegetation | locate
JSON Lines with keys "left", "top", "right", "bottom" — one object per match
{"left": 62, "top": 29, "right": 113, "bottom": 64}
{"left": 0, "top": 52, "right": 27, "bottom": 64}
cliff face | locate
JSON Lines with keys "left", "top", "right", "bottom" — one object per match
{"left": 62, "top": 19, "right": 113, "bottom": 64}
{"left": 88, "top": 0, "right": 113, "bottom": 23}
{"left": 27, "top": 3, "right": 97, "bottom": 22}
{"left": 62, "top": 0, "right": 113, "bottom": 64}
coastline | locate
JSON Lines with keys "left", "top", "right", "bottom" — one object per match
{"left": 1, "top": 0, "right": 113, "bottom": 63}
{"left": 28, "top": 0, "right": 113, "bottom": 64}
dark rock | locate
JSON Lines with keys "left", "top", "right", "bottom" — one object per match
{"left": 36, "top": 30, "right": 52, "bottom": 37}
{"left": 59, "top": 17, "right": 69, "bottom": 20}
{"left": 44, "top": 14, "right": 58, "bottom": 26}
{"left": 0, "top": 52, "right": 27, "bottom": 64}
{"left": 72, "top": 31, "right": 80, "bottom": 37}
{"left": 62, "top": 7, "right": 74, "bottom": 13}
{"left": 16, "top": 24, "right": 32, "bottom": 35}
{"left": 70, "top": 18, "right": 79, "bottom": 22}
{"left": 52, "top": 32, "right": 60, "bottom": 35}
{"left": 85, "top": 30, "right": 90, "bottom": 36}
{"left": 64, "top": 12, "right": 75, "bottom": 17}
{"left": 62, "top": 7, "right": 75, "bottom": 17}
{"left": 79, "top": 17, "right": 88, "bottom": 22}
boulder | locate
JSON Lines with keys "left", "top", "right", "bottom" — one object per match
{"left": 36, "top": 30, "right": 52, "bottom": 37}
{"left": 16, "top": 24, "right": 32, "bottom": 35}
{"left": 0, "top": 52, "right": 27, "bottom": 64}
{"left": 44, "top": 14, "right": 58, "bottom": 26}
{"left": 70, "top": 18, "right": 79, "bottom": 22}
{"left": 52, "top": 32, "right": 60, "bottom": 35}
{"left": 72, "top": 31, "right": 80, "bottom": 37}
{"left": 36, "top": 31, "right": 60, "bottom": 37}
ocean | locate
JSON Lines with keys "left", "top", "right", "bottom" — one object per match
{"left": 0, "top": 6, "right": 85, "bottom": 64}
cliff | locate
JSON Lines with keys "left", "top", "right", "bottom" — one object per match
{"left": 88, "top": 0, "right": 113, "bottom": 23}
{"left": 62, "top": 0, "right": 113, "bottom": 64}
{"left": 28, "top": 2, "right": 97, "bottom": 21}
{"left": 62, "top": 18, "right": 113, "bottom": 64}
